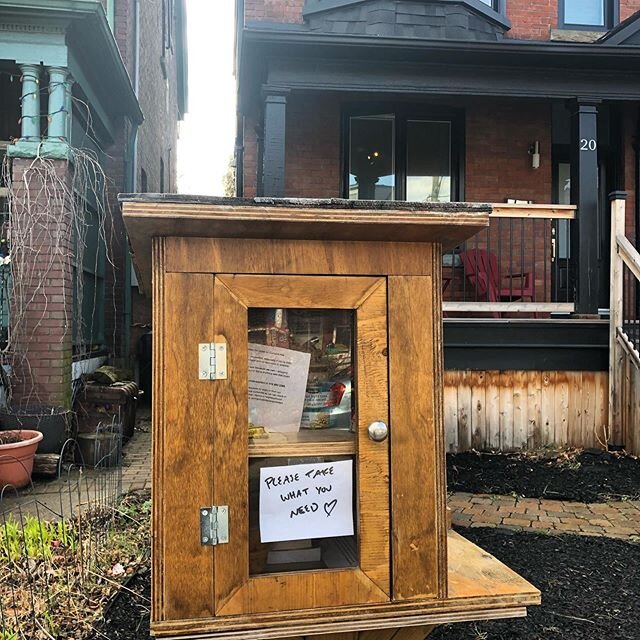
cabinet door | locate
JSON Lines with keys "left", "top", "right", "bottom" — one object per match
{"left": 212, "top": 275, "right": 390, "bottom": 616}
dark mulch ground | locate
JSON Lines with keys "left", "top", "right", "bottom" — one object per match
{"left": 95, "top": 528, "right": 640, "bottom": 640}
{"left": 447, "top": 449, "right": 640, "bottom": 502}
{"left": 431, "top": 527, "right": 640, "bottom": 640}
{"left": 90, "top": 569, "right": 151, "bottom": 640}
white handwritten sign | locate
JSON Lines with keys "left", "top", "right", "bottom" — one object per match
{"left": 259, "top": 460, "right": 354, "bottom": 543}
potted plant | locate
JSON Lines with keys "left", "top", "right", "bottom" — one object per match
{"left": 0, "top": 429, "right": 43, "bottom": 489}
{"left": 0, "top": 405, "right": 73, "bottom": 455}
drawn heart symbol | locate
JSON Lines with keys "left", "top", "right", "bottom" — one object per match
{"left": 324, "top": 499, "right": 338, "bottom": 517}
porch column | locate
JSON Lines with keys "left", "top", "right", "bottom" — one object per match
{"left": 570, "top": 100, "right": 600, "bottom": 316}
{"left": 19, "top": 64, "right": 41, "bottom": 141}
{"left": 47, "top": 67, "right": 70, "bottom": 141}
{"left": 261, "top": 89, "right": 288, "bottom": 197}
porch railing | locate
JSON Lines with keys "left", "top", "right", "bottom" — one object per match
{"left": 442, "top": 203, "right": 576, "bottom": 316}
{"left": 608, "top": 194, "right": 640, "bottom": 455}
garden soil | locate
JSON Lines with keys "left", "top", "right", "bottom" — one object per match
{"left": 93, "top": 529, "right": 640, "bottom": 640}
{"left": 447, "top": 449, "right": 640, "bottom": 502}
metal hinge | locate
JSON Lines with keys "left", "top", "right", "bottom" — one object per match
{"left": 198, "top": 341, "right": 228, "bottom": 380}
{"left": 200, "top": 506, "right": 229, "bottom": 546}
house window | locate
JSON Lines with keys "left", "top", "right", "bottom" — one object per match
{"left": 478, "top": 0, "right": 502, "bottom": 12}
{"left": 560, "top": 0, "right": 617, "bottom": 29}
{"left": 346, "top": 108, "right": 461, "bottom": 202}
{"left": 73, "top": 204, "right": 106, "bottom": 351}
{"left": 162, "top": 0, "right": 174, "bottom": 52}
{"left": 348, "top": 116, "right": 395, "bottom": 200}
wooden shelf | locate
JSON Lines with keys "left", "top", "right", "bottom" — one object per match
{"left": 248, "top": 429, "right": 356, "bottom": 458}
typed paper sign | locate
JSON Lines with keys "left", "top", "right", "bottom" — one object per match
{"left": 259, "top": 460, "right": 354, "bottom": 543}
{"left": 248, "top": 344, "right": 311, "bottom": 432}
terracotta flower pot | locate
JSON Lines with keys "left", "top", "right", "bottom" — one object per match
{"left": 0, "top": 430, "right": 43, "bottom": 490}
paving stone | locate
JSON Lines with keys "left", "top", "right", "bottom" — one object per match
{"left": 502, "top": 517, "right": 532, "bottom": 527}
{"left": 579, "top": 525, "right": 606, "bottom": 533}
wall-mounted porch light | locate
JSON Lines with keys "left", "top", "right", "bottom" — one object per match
{"left": 529, "top": 140, "right": 541, "bottom": 169}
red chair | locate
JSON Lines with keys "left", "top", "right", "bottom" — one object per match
{"left": 459, "top": 249, "right": 533, "bottom": 318}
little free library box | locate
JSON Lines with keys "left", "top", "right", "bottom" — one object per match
{"left": 121, "top": 195, "right": 540, "bottom": 640}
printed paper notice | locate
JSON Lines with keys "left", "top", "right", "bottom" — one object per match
{"left": 248, "top": 344, "right": 311, "bottom": 432}
{"left": 259, "top": 460, "right": 354, "bottom": 543}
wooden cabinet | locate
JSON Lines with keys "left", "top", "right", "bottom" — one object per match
{"left": 123, "top": 197, "right": 540, "bottom": 640}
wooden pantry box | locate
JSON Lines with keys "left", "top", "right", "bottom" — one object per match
{"left": 121, "top": 195, "right": 540, "bottom": 640}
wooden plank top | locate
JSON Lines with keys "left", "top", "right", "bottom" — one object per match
{"left": 248, "top": 429, "right": 356, "bottom": 458}
{"left": 120, "top": 195, "right": 490, "bottom": 293}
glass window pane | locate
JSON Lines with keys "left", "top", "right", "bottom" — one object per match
{"left": 565, "top": 0, "right": 605, "bottom": 26}
{"left": 406, "top": 120, "right": 451, "bottom": 203}
{"left": 349, "top": 116, "right": 395, "bottom": 200}
{"left": 247, "top": 308, "right": 357, "bottom": 575}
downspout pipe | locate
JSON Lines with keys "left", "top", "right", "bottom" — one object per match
{"left": 236, "top": 113, "right": 244, "bottom": 196}
{"left": 123, "top": 0, "right": 141, "bottom": 365}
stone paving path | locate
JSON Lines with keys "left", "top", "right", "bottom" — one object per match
{"left": 0, "top": 429, "right": 151, "bottom": 519}
{"left": 4, "top": 419, "right": 640, "bottom": 541}
{"left": 449, "top": 492, "right": 640, "bottom": 540}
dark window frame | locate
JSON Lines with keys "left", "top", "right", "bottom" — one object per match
{"left": 477, "top": 0, "right": 506, "bottom": 15}
{"left": 341, "top": 104, "right": 465, "bottom": 202}
{"left": 558, "top": 0, "right": 618, "bottom": 31}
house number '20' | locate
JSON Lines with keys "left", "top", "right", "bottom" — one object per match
{"left": 580, "top": 138, "right": 597, "bottom": 152}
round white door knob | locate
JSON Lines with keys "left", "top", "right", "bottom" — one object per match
{"left": 368, "top": 421, "right": 388, "bottom": 442}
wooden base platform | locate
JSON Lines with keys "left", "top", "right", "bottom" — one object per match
{"left": 272, "top": 626, "right": 436, "bottom": 640}
{"left": 151, "top": 531, "right": 540, "bottom": 639}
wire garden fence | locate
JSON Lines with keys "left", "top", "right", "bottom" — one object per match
{"left": 0, "top": 425, "right": 151, "bottom": 640}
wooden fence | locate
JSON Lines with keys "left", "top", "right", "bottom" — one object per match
{"left": 609, "top": 195, "right": 640, "bottom": 455}
{"left": 444, "top": 370, "right": 608, "bottom": 453}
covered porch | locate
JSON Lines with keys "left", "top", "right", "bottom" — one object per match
{"left": 237, "top": 24, "right": 640, "bottom": 452}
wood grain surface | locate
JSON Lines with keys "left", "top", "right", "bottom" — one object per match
{"left": 214, "top": 275, "right": 391, "bottom": 616}
{"left": 151, "top": 531, "right": 538, "bottom": 638}
{"left": 388, "top": 275, "right": 447, "bottom": 601}
{"left": 216, "top": 274, "right": 382, "bottom": 309}
{"left": 443, "top": 370, "right": 608, "bottom": 452}
{"left": 166, "top": 238, "right": 434, "bottom": 278}
{"left": 156, "top": 270, "right": 216, "bottom": 621}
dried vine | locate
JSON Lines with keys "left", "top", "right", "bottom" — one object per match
{"left": 0, "top": 146, "right": 116, "bottom": 408}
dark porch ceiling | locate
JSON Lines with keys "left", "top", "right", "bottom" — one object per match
{"left": 239, "top": 25, "right": 640, "bottom": 109}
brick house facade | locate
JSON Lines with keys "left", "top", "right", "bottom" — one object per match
{"left": 236, "top": 0, "right": 640, "bottom": 450}
{"left": 0, "top": 0, "right": 187, "bottom": 408}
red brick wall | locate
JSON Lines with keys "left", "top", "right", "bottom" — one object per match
{"left": 505, "top": 0, "right": 557, "bottom": 40}
{"left": 463, "top": 99, "right": 553, "bottom": 304}
{"left": 242, "top": 94, "right": 341, "bottom": 198}
{"left": 245, "top": 0, "right": 304, "bottom": 23}
{"left": 285, "top": 94, "right": 341, "bottom": 197}
{"left": 101, "top": 0, "right": 183, "bottom": 367}
{"left": 507, "top": 0, "right": 640, "bottom": 40}
{"left": 9, "top": 159, "right": 74, "bottom": 407}
{"left": 465, "top": 99, "right": 553, "bottom": 203}
{"left": 243, "top": 116, "right": 260, "bottom": 197}
{"left": 244, "top": 0, "right": 640, "bottom": 40}
{"left": 243, "top": 96, "right": 554, "bottom": 201}
{"left": 621, "top": 0, "right": 640, "bottom": 21}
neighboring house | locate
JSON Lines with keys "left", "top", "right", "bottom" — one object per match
{"left": 235, "top": 0, "right": 640, "bottom": 451}
{"left": 0, "top": 0, "right": 187, "bottom": 408}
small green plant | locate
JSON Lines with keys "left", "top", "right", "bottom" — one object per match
{"left": 0, "top": 629, "right": 18, "bottom": 640}
{"left": 0, "top": 515, "right": 76, "bottom": 562}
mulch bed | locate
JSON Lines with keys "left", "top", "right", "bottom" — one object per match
{"left": 95, "top": 528, "right": 640, "bottom": 640}
{"left": 90, "top": 569, "right": 151, "bottom": 640}
{"left": 431, "top": 527, "right": 640, "bottom": 640}
{"left": 447, "top": 449, "right": 640, "bottom": 502}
